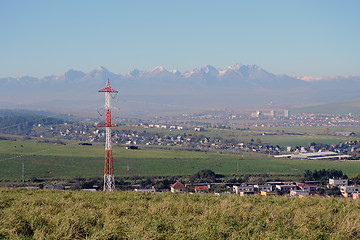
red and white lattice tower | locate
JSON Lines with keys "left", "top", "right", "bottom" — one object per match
{"left": 98, "top": 79, "right": 118, "bottom": 191}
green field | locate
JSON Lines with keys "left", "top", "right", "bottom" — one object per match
{"left": 1, "top": 189, "right": 360, "bottom": 239}
{"left": 1, "top": 139, "right": 360, "bottom": 180}
{"left": 291, "top": 101, "right": 360, "bottom": 114}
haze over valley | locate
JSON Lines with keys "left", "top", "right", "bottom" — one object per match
{"left": 2, "top": 64, "right": 360, "bottom": 116}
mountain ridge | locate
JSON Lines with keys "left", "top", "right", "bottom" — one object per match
{"left": 2, "top": 64, "right": 359, "bottom": 87}
{"left": 1, "top": 64, "right": 360, "bottom": 115}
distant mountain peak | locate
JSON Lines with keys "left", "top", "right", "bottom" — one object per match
{"left": 152, "top": 66, "right": 166, "bottom": 72}
{"left": 249, "top": 64, "right": 262, "bottom": 70}
{"left": 96, "top": 66, "right": 109, "bottom": 72}
{"left": 219, "top": 64, "right": 257, "bottom": 77}
{"left": 189, "top": 65, "right": 218, "bottom": 75}
{"left": 63, "top": 69, "right": 86, "bottom": 82}
{"left": 228, "top": 63, "right": 243, "bottom": 70}
{"left": 126, "top": 69, "right": 141, "bottom": 78}
{"left": 66, "top": 69, "right": 78, "bottom": 73}
{"left": 202, "top": 65, "right": 217, "bottom": 73}
{"left": 170, "top": 69, "right": 180, "bottom": 75}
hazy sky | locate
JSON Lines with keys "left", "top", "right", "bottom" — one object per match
{"left": 1, "top": 0, "right": 359, "bottom": 78}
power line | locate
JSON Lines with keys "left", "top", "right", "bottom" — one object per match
{"left": 0, "top": 114, "right": 64, "bottom": 131}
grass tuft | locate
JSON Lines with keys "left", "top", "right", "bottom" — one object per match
{"left": 1, "top": 189, "right": 360, "bottom": 239}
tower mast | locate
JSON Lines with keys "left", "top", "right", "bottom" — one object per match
{"left": 98, "top": 79, "right": 118, "bottom": 191}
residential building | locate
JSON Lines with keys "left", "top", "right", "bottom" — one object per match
{"left": 43, "top": 184, "right": 64, "bottom": 190}
{"left": 276, "top": 184, "right": 297, "bottom": 193}
{"left": 261, "top": 191, "right": 278, "bottom": 197}
{"left": 240, "top": 191, "right": 255, "bottom": 196}
{"left": 335, "top": 132, "right": 355, "bottom": 137}
{"left": 134, "top": 188, "right": 156, "bottom": 193}
{"left": 290, "top": 152, "right": 349, "bottom": 160}
{"left": 254, "top": 184, "right": 272, "bottom": 192}
{"left": 233, "top": 185, "right": 254, "bottom": 194}
{"left": 194, "top": 185, "right": 210, "bottom": 193}
{"left": 297, "top": 184, "right": 318, "bottom": 192}
{"left": 290, "top": 190, "right": 310, "bottom": 197}
{"left": 329, "top": 178, "right": 348, "bottom": 187}
{"left": 170, "top": 181, "right": 186, "bottom": 193}
{"left": 339, "top": 185, "right": 360, "bottom": 198}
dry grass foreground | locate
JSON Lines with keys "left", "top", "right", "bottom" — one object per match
{"left": 0, "top": 189, "right": 359, "bottom": 239}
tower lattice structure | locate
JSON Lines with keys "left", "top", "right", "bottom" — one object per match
{"left": 98, "top": 79, "right": 118, "bottom": 191}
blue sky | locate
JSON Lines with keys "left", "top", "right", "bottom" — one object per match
{"left": 1, "top": 0, "right": 359, "bottom": 78}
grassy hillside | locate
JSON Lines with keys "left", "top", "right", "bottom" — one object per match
{"left": 291, "top": 101, "right": 360, "bottom": 114}
{"left": 1, "top": 139, "right": 360, "bottom": 180}
{"left": 0, "top": 189, "right": 359, "bottom": 239}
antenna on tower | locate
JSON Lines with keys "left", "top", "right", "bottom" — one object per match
{"left": 98, "top": 79, "right": 118, "bottom": 191}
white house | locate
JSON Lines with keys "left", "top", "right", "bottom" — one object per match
{"left": 134, "top": 188, "right": 156, "bottom": 193}
{"left": 254, "top": 184, "right": 273, "bottom": 192}
{"left": 329, "top": 178, "right": 348, "bottom": 187}
{"left": 290, "top": 190, "right": 310, "bottom": 197}
{"left": 339, "top": 185, "right": 360, "bottom": 198}
{"left": 233, "top": 185, "right": 254, "bottom": 194}
{"left": 276, "top": 184, "right": 297, "bottom": 192}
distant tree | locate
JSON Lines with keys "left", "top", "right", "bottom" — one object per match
{"left": 303, "top": 169, "right": 347, "bottom": 184}
{"left": 155, "top": 179, "right": 171, "bottom": 190}
{"left": 242, "top": 174, "right": 250, "bottom": 183}
{"left": 144, "top": 178, "right": 153, "bottom": 187}
{"left": 228, "top": 178, "right": 238, "bottom": 183}
{"left": 352, "top": 174, "right": 360, "bottom": 185}
{"left": 325, "top": 186, "right": 342, "bottom": 197}
{"left": 308, "top": 142, "right": 316, "bottom": 147}
{"left": 304, "top": 169, "right": 312, "bottom": 179}
{"left": 248, "top": 177, "right": 265, "bottom": 185}
{"left": 191, "top": 169, "right": 216, "bottom": 182}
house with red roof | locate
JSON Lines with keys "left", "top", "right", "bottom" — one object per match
{"left": 170, "top": 181, "right": 186, "bottom": 193}
{"left": 194, "top": 185, "right": 209, "bottom": 193}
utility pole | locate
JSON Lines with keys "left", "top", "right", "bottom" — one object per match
{"left": 22, "top": 162, "right": 24, "bottom": 183}
{"left": 98, "top": 79, "right": 118, "bottom": 191}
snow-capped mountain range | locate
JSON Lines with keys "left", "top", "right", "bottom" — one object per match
{"left": 0, "top": 64, "right": 302, "bottom": 87}
{"left": 1, "top": 64, "right": 360, "bottom": 115}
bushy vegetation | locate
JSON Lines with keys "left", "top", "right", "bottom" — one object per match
{"left": 1, "top": 189, "right": 360, "bottom": 239}
{"left": 304, "top": 169, "right": 348, "bottom": 184}
{"left": 189, "top": 169, "right": 217, "bottom": 183}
